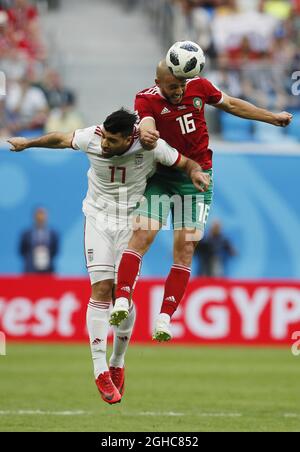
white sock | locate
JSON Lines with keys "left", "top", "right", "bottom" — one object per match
{"left": 109, "top": 303, "right": 136, "bottom": 368}
{"left": 158, "top": 313, "right": 171, "bottom": 324}
{"left": 86, "top": 298, "right": 111, "bottom": 379}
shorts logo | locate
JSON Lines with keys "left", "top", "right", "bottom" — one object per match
{"left": 135, "top": 153, "right": 144, "bottom": 167}
{"left": 88, "top": 249, "right": 94, "bottom": 262}
{"left": 193, "top": 97, "right": 203, "bottom": 110}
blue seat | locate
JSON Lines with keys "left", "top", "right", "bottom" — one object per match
{"left": 220, "top": 112, "right": 252, "bottom": 142}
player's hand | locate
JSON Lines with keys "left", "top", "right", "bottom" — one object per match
{"left": 7, "top": 137, "right": 29, "bottom": 152}
{"left": 272, "top": 112, "right": 293, "bottom": 127}
{"left": 140, "top": 129, "right": 160, "bottom": 150}
{"left": 190, "top": 170, "right": 210, "bottom": 192}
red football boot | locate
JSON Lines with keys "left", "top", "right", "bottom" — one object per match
{"left": 109, "top": 366, "right": 125, "bottom": 397}
{"left": 95, "top": 371, "right": 121, "bottom": 404}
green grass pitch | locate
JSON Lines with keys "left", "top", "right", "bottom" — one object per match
{"left": 0, "top": 343, "right": 300, "bottom": 432}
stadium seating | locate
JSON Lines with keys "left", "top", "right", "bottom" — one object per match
{"left": 17, "top": 128, "right": 45, "bottom": 139}
{"left": 220, "top": 111, "right": 252, "bottom": 142}
{"left": 286, "top": 111, "right": 300, "bottom": 141}
{"left": 253, "top": 121, "right": 297, "bottom": 143}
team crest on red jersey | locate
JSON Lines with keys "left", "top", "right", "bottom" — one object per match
{"left": 193, "top": 97, "right": 203, "bottom": 110}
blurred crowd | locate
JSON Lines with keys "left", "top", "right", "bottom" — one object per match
{"left": 122, "top": 0, "right": 300, "bottom": 140}
{"left": 0, "top": 0, "right": 83, "bottom": 138}
{"left": 1, "top": 0, "right": 299, "bottom": 140}
{"left": 168, "top": 0, "right": 300, "bottom": 113}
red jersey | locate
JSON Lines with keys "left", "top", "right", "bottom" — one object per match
{"left": 135, "top": 77, "right": 223, "bottom": 170}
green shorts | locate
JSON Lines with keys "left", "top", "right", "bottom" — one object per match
{"left": 135, "top": 168, "right": 213, "bottom": 231}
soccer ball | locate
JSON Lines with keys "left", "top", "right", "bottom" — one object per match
{"left": 166, "top": 41, "right": 205, "bottom": 79}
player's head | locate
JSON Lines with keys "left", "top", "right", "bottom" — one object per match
{"left": 34, "top": 207, "right": 47, "bottom": 227}
{"left": 155, "top": 60, "right": 187, "bottom": 105}
{"left": 102, "top": 108, "right": 137, "bottom": 157}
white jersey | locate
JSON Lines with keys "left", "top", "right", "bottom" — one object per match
{"left": 72, "top": 125, "right": 180, "bottom": 222}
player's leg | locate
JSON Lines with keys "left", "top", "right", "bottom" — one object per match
{"left": 108, "top": 226, "right": 138, "bottom": 396}
{"left": 112, "top": 175, "right": 171, "bottom": 324}
{"left": 87, "top": 277, "right": 113, "bottom": 379}
{"left": 85, "top": 216, "right": 121, "bottom": 404}
{"left": 88, "top": 276, "right": 121, "bottom": 404}
{"left": 153, "top": 172, "right": 213, "bottom": 341}
{"left": 109, "top": 299, "right": 136, "bottom": 396}
{"left": 111, "top": 215, "right": 160, "bottom": 324}
{"left": 153, "top": 227, "right": 202, "bottom": 341}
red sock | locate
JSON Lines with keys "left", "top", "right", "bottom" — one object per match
{"left": 115, "top": 249, "right": 142, "bottom": 300}
{"left": 160, "top": 264, "right": 191, "bottom": 317}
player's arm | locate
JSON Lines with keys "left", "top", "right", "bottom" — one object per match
{"left": 214, "top": 92, "right": 293, "bottom": 127}
{"left": 8, "top": 132, "right": 74, "bottom": 152}
{"left": 176, "top": 155, "right": 210, "bottom": 193}
{"left": 139, "top": 118, "right": 160, "bottom": 150}
{"left": 135, "top": 95, "right": 160, "bottom": 149}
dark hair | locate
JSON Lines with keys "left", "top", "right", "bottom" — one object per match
{"left": 103, "top": 108, "right": 137, "bottom": 137}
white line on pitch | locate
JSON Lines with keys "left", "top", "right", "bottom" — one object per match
{"left": 283, "top": 413, "right": 300, "bottom": 418}
{"left": 135, "top": 412, "right": 242, "bottom": 418}
{"left": 0, "top": 410, "right": 242, "bottom": 418}
{"left": 138, "top": 412, "right": 184, "bottom": 417}
{"left": 196, "top": 413, "right": 242, "bottom": 418}
{"left": 0, "top": 410, "right": 91, "bottom": 416}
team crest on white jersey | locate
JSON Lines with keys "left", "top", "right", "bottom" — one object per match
{"left": 135, "top": 153, "right": 144, "bottom": 167}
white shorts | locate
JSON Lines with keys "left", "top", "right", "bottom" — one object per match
{"left": 84, "top": 215, "right": 133, "bottom": 284}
